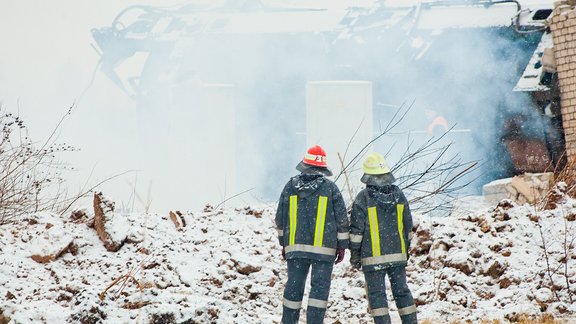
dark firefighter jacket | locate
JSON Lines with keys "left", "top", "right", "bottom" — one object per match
{"left": 275, "top": 174, "right": 350, "bottom": 262}
{"left": 350, "top": 184, "right": 413, "bottom": 272}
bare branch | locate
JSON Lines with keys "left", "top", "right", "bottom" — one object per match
{"left": 333, "top": 101, "right": 479, "bottom": 215}
{"left": 59, "top": 170, "right": 135, "bottom": 216}
{"left": 214, "top": 187, "right": 255, "bottom": 210}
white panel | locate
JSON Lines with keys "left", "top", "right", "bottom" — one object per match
{"left": 306, "top": 81, "right": 373, "bottom": 195}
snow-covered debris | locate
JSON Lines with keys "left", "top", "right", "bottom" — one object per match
{"left": 483, "top": 172, "right": 554, "bottom": 205}
{"left": 93, "top": 192, "right": 128, "bottom": 252}
{"left": 0, "top": 192, "right": 575, "bottom": 323}
{"left": 407, "top": 194, "right": 576, "bottom": 322}
{"left": 168, "top": 211, "right": 185, "bottom": 230}
{"left": 0, "top": 204, "right": 289, "bottom": 323}
{"left": 23, "top": 213, "right": 76, "bottom": 264}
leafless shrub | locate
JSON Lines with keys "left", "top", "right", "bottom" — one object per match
{"left": 533, "top": 158, "right": 576, "bottom": 306}
{"left": 392, "top": 130, "right": 478, "bottom": 215}
{"left": 506, "top": 313, "right": 564, "bottom": 324}
{"left": 547, "top": 152, "right": 576, "bottom": 198}
{"left": 335, "top": 102, "right": 479, "bottom": 215}
{"left": 0, "top": 105, "right": 77, "bottom": 225}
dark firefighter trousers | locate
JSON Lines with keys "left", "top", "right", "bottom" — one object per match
{"left": 282, "top": 258, "right": 334, "bottom": 324}
{"left": 364, "top": 266, "right": 417, "bottom": 324}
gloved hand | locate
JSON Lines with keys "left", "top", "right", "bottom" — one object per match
{"left": 282, "top": 247, "right": 286, "bottom": 261}
{"left": 350, "top": 249, "right": 361, "bottom": 270}
{"left": 334, "top": 248, "right": 345, "bottom": 264}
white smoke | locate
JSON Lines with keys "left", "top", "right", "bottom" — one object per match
{"left": 0, "top": 0, "right": 547, "bottom": 212}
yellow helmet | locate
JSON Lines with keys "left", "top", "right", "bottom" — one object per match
{"left": 362, "top": 153, "right": 391, "bottom": 175}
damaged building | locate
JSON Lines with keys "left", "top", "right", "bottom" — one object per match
{"left": 485, "top": 0, "right": 576, "bottom": 204}
{"left": 90, "top": 0, "right": 572, "bottom": 206}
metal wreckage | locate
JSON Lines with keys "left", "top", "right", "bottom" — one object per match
{"left": 90, "top": 0, "right": 563, "bottom": 192}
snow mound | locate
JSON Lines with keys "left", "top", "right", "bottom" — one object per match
{"left": 0, "top": 205, "right": 288, "bottom": 323}
{"left": 408, "top": 197, "right": 576, "bottom": 322}
{"left": 0, "top": 195, "right": 575, "bottom": 323}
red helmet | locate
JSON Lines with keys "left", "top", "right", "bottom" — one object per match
{"left": 302, "top": 145, "right": 328, "bottom": 167}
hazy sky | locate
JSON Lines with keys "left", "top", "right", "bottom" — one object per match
{"left": 0, "top": 1, "right": 188, "bottom": 212}
{"left": 0, "top": 1, "right": 183, "bottom": 122}
{"left": 0, "top": 1, "right": 360, "bottom": 212}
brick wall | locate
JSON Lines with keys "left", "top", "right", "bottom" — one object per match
{"left": 550, "top": 1, "right": 576, "bottom": 162}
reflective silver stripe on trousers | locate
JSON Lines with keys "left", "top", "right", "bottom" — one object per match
{"left": 283, "top": 298, "right": 302, "bottom": 309}
{"left": 307, "top": 298, "right": 328, "bottom": 309}
{"left": 350, "top": 234, "right": 363, "bottom": 243}
{"left": 285, "top": 244, "right": 336, "bottom": 256}
{"left": 361, "top": 253, "right": 406, "bottom": 266}
{"left": 371, "top": 307, "right": 389, "bottom": 317}
{"left": 398, "top": 304, "right": 417, "bottom": 315}
{"left": 337, "top": 232, "right": 350, "bottom": 240}
{"left": 277, "top": 228, "right": 284, "bottom": 236}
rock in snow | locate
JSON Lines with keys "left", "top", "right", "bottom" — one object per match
{"left": 93, "top": 192, "right": 128, "bottom": 252}
{"left": 0, "top": 193, "right": 575, "bottom": 323}
{"left": 24, "top": 214, "right": 76, "bottom": 264}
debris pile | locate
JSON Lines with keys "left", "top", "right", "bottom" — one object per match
{"left": 483, "top": 172, "right": 554, "bottom": 205}
{"left": 403, "top": 195, "right": 576, "bottom": 322}
{"left": 0, "top": 192, "right": 575, "bottom": 323}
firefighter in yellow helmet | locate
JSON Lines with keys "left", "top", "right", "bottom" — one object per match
{"left": 349, "top": 153, "right": 417, "bottom": 324}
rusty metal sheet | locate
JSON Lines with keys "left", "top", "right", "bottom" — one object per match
{"left": 504, "top": 138, "right": 552, "bottom": 173}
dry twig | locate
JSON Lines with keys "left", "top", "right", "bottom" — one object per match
{"left": 98, "top": 255, "right": 152, "bottom": 301}
{"left": 337, "top": 152, "right": 355, "bottom": 205}
{"left": 0, "top": 105, "right": 77, "bottom": 225}
{"left": 334, "top": 102, "right": 479, "bottom": 215}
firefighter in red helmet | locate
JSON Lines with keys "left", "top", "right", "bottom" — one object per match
{"left": 275, "top": 145, "right": 349, "bottom": 324}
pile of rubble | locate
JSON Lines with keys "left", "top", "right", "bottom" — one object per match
{"left": 0, "top": 194, "right": 285, "bottom": 323}
{"left": 482, "top": 172, "right": 554, "bottom": 205}
{"left": 404, "top": 191, "right": 576, "bottom": 321}
{"left": 0, "top": 190, "right": 575, "bottom": 323}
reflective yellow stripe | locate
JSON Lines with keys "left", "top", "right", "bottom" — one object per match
{"left": 368, "top": 207, "right": 381, "bottom": 257}
{"left": 314, "top": 196, "right": 328, "bottom": 247}
{"left": 397, "top": 204, "right": 406, "bottom": 254}
{"left": 289, "top": 195, "right": 298, "bottom": 245}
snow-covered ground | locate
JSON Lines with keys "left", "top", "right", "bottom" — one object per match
{"left": 1, "top": 188, "right": 575, "bottom": 323}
